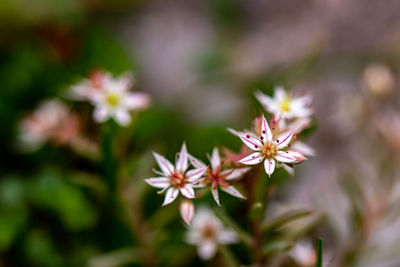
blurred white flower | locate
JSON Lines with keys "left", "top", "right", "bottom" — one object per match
{"left": 19, "top": 99, "right": 79, "bottom": 151}
{"left": 231, "top": 115, "right": 306, "bottom": 177}
{"left": 70, "top": 71, "right": 150, "bottom": 126}
{"left": 188, "top": 147, "right": 249, "bottom": 206}
{"left": 289, "top": 241, "right": 316, "bottom": 267}
{"left": 186, "top": 207, "right": 237, "bottom": 260}
{"left": 69, "top": 70, "right": 114, "bottom": 101}
{"left": 255, "top": 86, "right": 312, "bottom": 120}
{"left": 145, "top": 143, "right": 207, "bottom": 206}
{"left": 362, "top": 63, "right": 394, "bottom": 97}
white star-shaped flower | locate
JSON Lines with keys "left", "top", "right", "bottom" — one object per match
{"left": 188, "top": 147, "right": 249, "bottom": 206}
{"left": 255, "top": 86, "right": 312, "bottom": 120}
{"left": 231, "top": 115, "right": 306, "bottom": 177}
{"left": 186, "top": 207, "right": 237, "bottom": 260}
{"left": 145, "top": 143, "right": 207, "bottom": 206}
{"left": 70, "top": 71, "right": 150, "bottom": 126}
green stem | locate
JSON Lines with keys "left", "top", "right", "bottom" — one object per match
{"left": 101, "top": 122, "right": 118, "bottom": 201}
{"left": 246, "top": 164, "right": 265, "bottom": 265}
{"left": 98, "top": 121, "right": 120, "bottom": 250}
{"left": 219, "top": 245, "right": 239, "bottom": 267}
{"left": 316, "top": 237, "right": 323, "bottom": 267}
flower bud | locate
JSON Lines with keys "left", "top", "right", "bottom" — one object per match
{"left": 180, "top": 199, "right": 195, "bottom": 225}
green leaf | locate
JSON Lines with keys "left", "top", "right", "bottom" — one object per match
{"left": 24, "top": 230, "right": 63, "bottom": 267}
{"left": 0, "top": 176, "right": 25, "bottom": 208}
{"left": 28, "top": 169, "right": 97, "bottom": 230}
{"left": 88, "top": 247, "right": 141, "bottom": 267}
{"left": 0, "top": 207, "right": 28, "bottom": 251}
{"left": 263, "top": 240, "right": 293, "bottom": 255}
{"left": 262, "top": 209, "right": 314, "bottom": 232}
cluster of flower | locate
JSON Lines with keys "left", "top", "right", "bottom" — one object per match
{"left": 19, "top": 71, "right": 151, "bottom": 150}
{"left": 19, "top": 71, "right": 314, "bottom": 261}
{"left": 145, "top": 86, "right": 314, "bottom": 259}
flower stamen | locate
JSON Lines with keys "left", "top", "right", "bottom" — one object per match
{"left": 169, "top": 172, "right": 186, "bottom": 188}
{"left": 261, "top": 142, "right": 277, "bottom": 158}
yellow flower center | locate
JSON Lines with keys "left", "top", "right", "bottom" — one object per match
{"left": 261, "top": 142, "right": 277, "bottom": 158}
{"left": 106, "top": 92, "right": 121, "bottom": 107}
{"left": 280, "top": 97, "right": 291, "bottom": 112}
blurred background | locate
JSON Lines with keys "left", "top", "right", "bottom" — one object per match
{"left": 1, "top": 0, "right": 400, "bottom": 266}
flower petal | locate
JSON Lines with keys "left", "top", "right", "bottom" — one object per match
{"left": 238, "top": 132, "right": 263, "bottom": 151}
{"left": 264, "top": 158, "right": 275, "bottom": 177}
{"left": 218, "top": 230, "right": 238, "bottom": 244}
{"left": 180, "top": 199, "right": 195, "bottom": 225}
{"left": 125, "top": 92, "right": 151, "bottom": 110}
{"left": 176, "top": 142, "right": 188, "bottom": 173}
{"left": 286, "top": 150, "right": 307, "bottom": 163}
{"left": 292, "top": 141, "right": 315, "bottom": 156}
{"left": 210, "top": 147, "right": 221, "bottom": 170}
{"left": 153, "top": 152, "right": 174, "bottom": 176}
{"left": 254, "top": 91, "right": 274, "bottom": 109}
{"left": 145, "top": 177, "right": 170, "bottom": 188}
{"left": 211, "top": 187, "right": 220, "bottom": 206}
{"left": 220, "top": 186, "right": 246, "bottom": 199}
{"left": 238, "top": 152, "right": 264, "bottom": 165}
{"left": 274, "top": 86, "right": 287, "bottom": 102}
{"left": 180, "top": 184, "right": 195, "bottom": 199}
{"left": 275, "top": 131, "right": 294, "bottom": 149}
{"left": 162, "top": 187, "right": 179, "bottom": 206}
{"left": 187, "top": 167, "right": 207, "bottom": 182}
{"left": 274, "top": 151, "right": 297, "bottom": 163}
{"left": 93, "top": 107, "right": 109, "bottom": 122}
{"left": 223, "top": 167, "right": 251, "bottom": 180}
{"left": 283, "top": 164, "right": 294, "bottom": 175}
{"left": 198, "top": 240, "right": 217, "bottom": 260}
{"left": 114, "top": 109, "right": 131, "bottom": 126}
{"left": 261, "top": 114, "right": 273, "bottom": 142}
{"left": 116, "top": 72, "right": 134, "bottom": 89}
{"left": 188, "top": 154, "right": 207, "bottom": 169}
{"left": 192, "top": 178, "right": 207, "bottom": 188}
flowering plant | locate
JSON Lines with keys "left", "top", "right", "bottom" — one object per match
{"left": 17, "top": 73, "right": 320, "bottom": 266}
